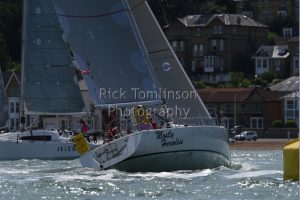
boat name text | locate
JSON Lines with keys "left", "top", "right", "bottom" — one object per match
{"left": 155, "top": 130, "right": 183, "bottom": 147}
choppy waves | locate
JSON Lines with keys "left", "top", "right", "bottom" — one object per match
{"left": 0, "top": 150, "right": 298, "bottom": 200}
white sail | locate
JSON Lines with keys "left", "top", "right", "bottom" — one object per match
{"left": 22, "top": 0, "right": 86, "bottom": 115}
{"left": 127, "top": 0, "right": 213, "bottom": 125}
{"left": 0, "top": 69, "right": 8, "bottom": 127}
{"left": 52, "top": 0, "right": 162, "bottom": 108}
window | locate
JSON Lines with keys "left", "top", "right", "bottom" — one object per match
{"left": 204, "top": 56, "right": 223, "bottom": 71}
{"left": 275, "top": 59, "right": 280, "bottom": 71}
{"left": 16, "top": 102, "right": 19, "bottom": 113}
{"left": 263, "top": 59, "right": 267, "bottom": 68}
{"left": 180, "top": 41, "right": 185, "bottom": 52}
{"left": 219, "top": 58, "right": 224, "bottom": 71}
{"left": 218, "top": 25, "right": 223, "bottom": 34}
{"left": 213, "top": 25, "right": 218, "bottom": 34}
{"left": 220, "top": 40, "right": 224, "bottom": 51}
{"left": 257, "top": 59, "right": 262, "bottom": 68}
{"left": 250, "top": 117, "right": 263, "bottom": 128}
{"left": 285, "top": 99, "right": 299, "bottom": 123}
{"left": 213, "top": 25, "right": 222, "bottom": 34}
{"left": 60, "top": 120, "right": 68, "bottom": 129}
{"left": 211, "top": 40, "right": 217, "bottom": 51}
{"left": 171, "top": 41, "right": 177, "bottom": 51}
{"left": 193, "top": 44, "right": 203, "bottom": 57}
{"left": 10, "top": 102, "right": 14, "bottom": 113}
{"left": 232, "top": 27, "right": 236, "bottom": 34}
{"left": 206, "top": 104, "right": 215, "bottom": 116}
{"left": 286, "top": 100, "right": 295, "bottom": 109}
{"left": 283, "top": 28, "right": 292, "bottom": 38}
{"left": 192, "top": 61, "right": 196, "bottom": 73}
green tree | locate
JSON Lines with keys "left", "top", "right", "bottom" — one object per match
{"left": 230, "top": 72, "right": 244, "bottom": 87}
{"left": 0, "top": 0, "right": 22, "bottom": 71}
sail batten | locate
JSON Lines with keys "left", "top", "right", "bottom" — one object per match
{"left": 22, "top": 0, "right": 86, "bottom": 115}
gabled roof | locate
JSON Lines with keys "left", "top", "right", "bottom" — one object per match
{"left": 198, "top": 87, "right": 281, "bottom": 103}
{"left": 252, "top": 45, "right": 289, "bottom": 58}
{"left": 3, "top": 71, "right": 21, "bottom": 88}
{"left": 269, "top": 76, "right": 299, "bottom": 92}
{"left": 178, "top": 14, "right": 267, "bottom": 28}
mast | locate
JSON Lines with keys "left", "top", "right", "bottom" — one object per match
{"left": 20, "top": 0, "right": 27, "bottom": 129}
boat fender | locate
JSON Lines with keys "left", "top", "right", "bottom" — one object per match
{"left": 72, "top": 133, "right": 90, "bottom": 154}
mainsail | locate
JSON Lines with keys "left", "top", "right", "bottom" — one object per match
{"left": 0, "top": 69, "right": 8, "bottom": 127}
{"left": 126, "top": 0, "right": 213, "bottom": 125}
{"left": 52, "top": 0, "right": 213, "bottom": 125}
{"left": 52, "top": 0, "right": 162, "bottom": 108}
{"left": 22, "top": 0, "right": 85, "bottom": 115}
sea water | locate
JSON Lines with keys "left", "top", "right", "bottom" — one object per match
{"left": 0, "top": 150, "right": 298, "bottom": 200}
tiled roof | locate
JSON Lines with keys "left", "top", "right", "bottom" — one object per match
{"left": 198, "top": 88, "right": 254, "bottom": 103}
{"left": 198, "top": 87, "right": 281, "bottom": 103}
{"left": 178, "top": 14, "right": 268, "bottom": 28}
{"left": 269, "top": 76, "right": 299, "bottom": 92}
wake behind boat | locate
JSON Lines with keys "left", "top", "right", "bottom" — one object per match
{"left": 0, "top": 129, "right": 82, "bottom": 160}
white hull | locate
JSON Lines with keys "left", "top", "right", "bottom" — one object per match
{"left": 0, "top": 140, "right": 79, "bottom": 160}
{"left": 0, "top": 130, "right": 86, "bottom": 160}
{"left": 80, "top": 126, "right": 230, "bottom": 172}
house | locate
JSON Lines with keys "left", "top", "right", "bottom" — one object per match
{"left": 0, "top": 69, "right": 8, "bottom": 129}
{"left": 2, "top": 70, "right": 101, "bottom": 132}
{"left": 2, "top": 71, "right": 21, "bottom": 131}
{"left": 234, "top": 0, "right": 298, "bottom": 24}
{"left": 269, "top": 76, "right": 299, "bottom": 126}
{"left": 252, "top": 45, "right": 290, "bottom": 78}
{"left": 198, "top": 87, "right": 282, "bottom": 129}
{"left": 287, "top": 37, "right": 299, "bottom": 76}
{"left": 164, "top": 14, "right": 268, "bottom": 82}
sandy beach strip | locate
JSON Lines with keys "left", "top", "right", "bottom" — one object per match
{"left": 229, "top": 139, "right": 294, "bottom": 150}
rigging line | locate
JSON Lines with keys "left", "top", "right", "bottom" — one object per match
{"left": 57, "top": 0, "right": 147, "bottom": 18}
{"left": 148, "top": 48, "right": 170, "bottom": 54}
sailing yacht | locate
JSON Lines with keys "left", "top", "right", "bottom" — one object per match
{"left": 52, "top": 0, "right": 231, "bottom": 171}
{"left": 0, "top": 0, "right": 99, "bottom": 161}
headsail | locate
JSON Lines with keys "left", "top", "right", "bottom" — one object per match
{"left": 0, "top": 69, "right": 8, "bottom": 127}
{"left": 22, "top": 0, "right": 86, "bottom": 115}
{"left": 126, "top": 0, "right": 213, "bottom": 125}
{"left": 52, "top": 0, "right": 162, "bottom": 108}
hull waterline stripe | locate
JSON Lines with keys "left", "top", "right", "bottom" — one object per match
{"left": 124, "top": 149, "right": 230, "bottom": 162}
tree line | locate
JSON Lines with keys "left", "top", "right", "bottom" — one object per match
{"left": 0, "top": 0, "right": 235, "bottom": 72}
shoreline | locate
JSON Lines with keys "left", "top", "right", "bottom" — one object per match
{"left": 229, "top": 139, "right": 292, "bottom": 150}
